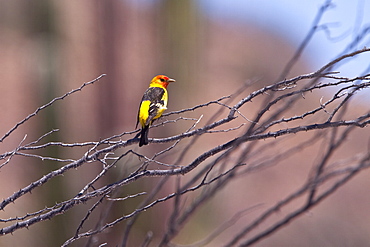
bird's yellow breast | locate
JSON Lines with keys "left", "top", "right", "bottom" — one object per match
{"left": 139, "top": 100, "right": 151, "bottom": 127}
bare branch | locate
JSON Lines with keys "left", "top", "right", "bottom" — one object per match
{"left": 0, "top": 74, "right": 106, "bottom": 143}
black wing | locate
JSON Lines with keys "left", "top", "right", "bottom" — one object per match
{"left": 136, "top": 87, "right": 165, "bottom": 127}
{"left": 142, "top": 87, "right": 165, "bottom": 102}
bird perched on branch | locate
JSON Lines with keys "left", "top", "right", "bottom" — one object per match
{"left": 137, "top": 75, "right": 175, "bottom": 147}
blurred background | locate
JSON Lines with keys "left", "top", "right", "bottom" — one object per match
{"left": 1, "top": 0, "right": 370, "bottom": 246}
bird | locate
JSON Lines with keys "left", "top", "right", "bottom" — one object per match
{"left": 136, "top": 75, "right": 175, "bottom": 147}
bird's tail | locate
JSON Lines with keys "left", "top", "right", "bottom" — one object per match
{"left": 139, "top": 125, "right": 149, "bottom": 147}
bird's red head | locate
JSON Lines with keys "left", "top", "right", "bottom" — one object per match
{"left": 150, "top": 75, "right": 175, "bottom": 88}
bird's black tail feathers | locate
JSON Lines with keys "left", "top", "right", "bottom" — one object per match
{"left": 139, "top": 125, "right": 149, "bottom": 147}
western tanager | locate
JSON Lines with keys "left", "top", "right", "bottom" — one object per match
{"left": 137, "top": 75, "right": 175, "bottom": 146}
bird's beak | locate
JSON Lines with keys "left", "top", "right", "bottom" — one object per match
{"left": 168, "top": 78, "right": 176, "bottom": 83}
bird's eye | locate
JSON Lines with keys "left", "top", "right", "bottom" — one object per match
{"left": 160, "top": 78, "right": 165, "bottom": 82}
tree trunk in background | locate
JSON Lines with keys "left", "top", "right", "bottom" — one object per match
{"left": 97, "top": 0, "right": 120, "bottom": 137}
{"left": 161, "top": 0, "right": 202, "bottom": 108}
